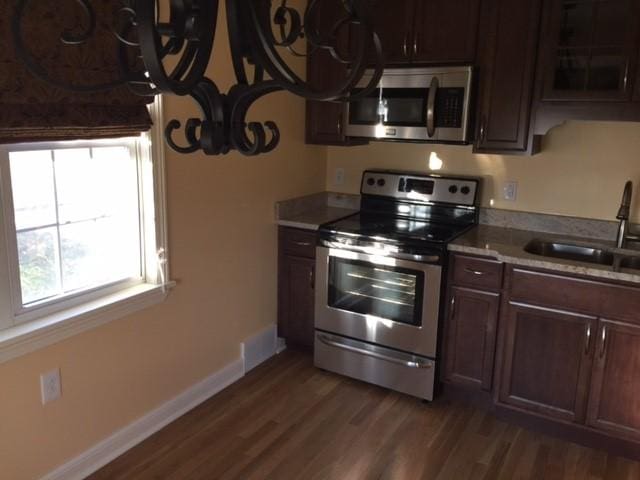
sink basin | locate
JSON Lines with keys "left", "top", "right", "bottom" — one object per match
{"left": 524, "top": 239, "right": 615, "bottom": 266}
{"left": 620, "top": 256, "right": 640, "bottom": 271}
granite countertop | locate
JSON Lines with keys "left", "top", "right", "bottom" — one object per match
{"left": 450, "top": 224, "right": 640, "bottom": 284}
{"left": 275, "top": 192, "right": 360, "bottom": 231}
{"left": 277, "top": 206, "right": 358, "bottom": 230}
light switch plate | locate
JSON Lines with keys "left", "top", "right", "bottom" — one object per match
{"left": 40, "top": 368, "right": 61, "bottom": 405}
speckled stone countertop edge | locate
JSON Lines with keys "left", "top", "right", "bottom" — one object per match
{"left": 449, "top": 225, "right": 640, "bottom": 285}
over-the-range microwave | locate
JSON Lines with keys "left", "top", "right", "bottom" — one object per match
{"left": 344, "top": 66, "right": 473, "bottom": 144}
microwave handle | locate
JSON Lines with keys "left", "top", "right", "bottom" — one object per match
{"left": 426, "top": 76, "right": 439, "bottom": 138}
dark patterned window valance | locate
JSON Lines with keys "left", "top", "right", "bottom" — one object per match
{"left": 0, "top": 0, "right": 153, "bottom": 144}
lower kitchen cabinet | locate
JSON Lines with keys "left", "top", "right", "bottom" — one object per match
{"left": 498, "top": 302, "right": 596, "bottom": 423}
{"left": 586, "top": 318, "right": 640, "bottom": 441}
{"left": 443, "top": 254, "right": 504, "bottom": 392}
{"left": 278, "top": 227, "right": 316, "bottom": 349}
{"left": 444, "top": 256, "right": 640, "bottom": 455}
{"left": 444, "top": 286, "right": 500, "bottom": 391}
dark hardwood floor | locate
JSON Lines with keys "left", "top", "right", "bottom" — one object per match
{"left": 88, "top": 350, "right": 640, "bottom": 480}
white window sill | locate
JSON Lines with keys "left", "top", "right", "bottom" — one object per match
{"left": 0, "top": 282, "right": 175, "bottom": 365}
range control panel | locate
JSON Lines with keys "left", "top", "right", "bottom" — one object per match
{"left": 361, "top": 171, "right": 480, "bottom": 206}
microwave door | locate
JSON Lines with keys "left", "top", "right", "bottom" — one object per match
{"left": 346, "top": 87, "right": 430, "bottom": 140}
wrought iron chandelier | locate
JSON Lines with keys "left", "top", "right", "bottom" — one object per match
{"left": 12, "top": 0, "right": 383, "bottom": 156}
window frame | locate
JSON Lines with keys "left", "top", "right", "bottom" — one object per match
{"left": 0, "top": 98, "right": 169, "bottom": 329}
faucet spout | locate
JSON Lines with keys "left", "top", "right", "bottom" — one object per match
{"left": 617, "top": 181, "right": 633, "bottom": 220}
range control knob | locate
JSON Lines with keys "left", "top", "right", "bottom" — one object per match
{"left": 366, "top": 177, "right": 375, "bottom": 186}
{"left": 461, "top": 186, "right": 471, "bottom": 195}
{"left": 448, "top": 185, "right": 458, "bottom": 194}
{"left": 377, "top": 178, "right": 386, "bottom": 187}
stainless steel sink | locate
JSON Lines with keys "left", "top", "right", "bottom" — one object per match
{"left": 619, "top": 256, "right": 640, "bottom": 271}
{"left": 524, "top": 239, "right": 615, "bottom": 266}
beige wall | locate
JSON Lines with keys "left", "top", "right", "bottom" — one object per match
{"left": 0, "top": 3, "right": 325, "bottom": 479}
{"left": 326, "top": 121, "right": 640, "bottom": 223}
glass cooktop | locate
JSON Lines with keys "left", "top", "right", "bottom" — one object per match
{"left": 320, "top": 213, "right": 471, "bottom": 245}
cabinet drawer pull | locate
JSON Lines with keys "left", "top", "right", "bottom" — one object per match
{"left": 293, "top": 241, "right": 312, "bottom": 247}
{"left": 584, "top": 324, "right": 591, "bottom": 355}
{"left": 599, "top": 325, "right": 608, "bottom": 359}
{"left": 464, "top": 268, "right": 486, "bottom": 276}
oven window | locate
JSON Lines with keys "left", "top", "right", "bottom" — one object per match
{"left": 328, "top": 258, "right": 424, "bottom": 326}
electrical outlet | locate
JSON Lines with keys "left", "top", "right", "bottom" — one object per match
{"left": 40, "top": 369, "right": 61, "bottom": 405}
{"left": 334, "top": 168, "right": 345, "bottom": 186}
{"left": 503, "top": 181, "right": 518, "bottom": 202}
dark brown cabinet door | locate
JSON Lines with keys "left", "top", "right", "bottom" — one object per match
{"left": 587, "top": 319, "right": 640, "bottom": 440}
{"left": 363, "top": 0, "right": 415, "bottom": 65}
{"left": 412, "top": 0, "right": 480, "bottom": 64}
{"left": 539, "top": 0, "right": 640, "bottom": 102}
{"left": 279, "top": 256, "right": 315, "bottom": 349}
{"left": 499, "top": 302, "right": 596, "bottom": 423}
{"left": 474, "top": 0, "right": 542, "bottom": 154}
{"left": 444, "top": 287, "right": 500, "bottom": 391}
{"left": 305, "top": 0, "right": 358, "bottom": 145}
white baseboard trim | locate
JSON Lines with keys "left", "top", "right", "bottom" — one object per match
{"left": 41, "top": 357, "right": 244, "bottom": 480}
{"left": 241, "top": 324, "right": 279, "bottom": 373}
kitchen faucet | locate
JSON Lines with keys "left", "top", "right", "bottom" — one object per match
{"left": 616, "top": 181, "right": 640, "bottom": 248}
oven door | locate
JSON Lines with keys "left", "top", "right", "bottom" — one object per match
{"left": 315, "top": 246, "right": 442, "bottom": 358}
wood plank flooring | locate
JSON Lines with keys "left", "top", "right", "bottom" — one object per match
{"left": 88, "top": 351, "right": 640, "bottom": 480}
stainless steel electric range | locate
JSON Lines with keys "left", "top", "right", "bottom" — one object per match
{"left": 314, "top": 170, "right": 481, "bottom": 401}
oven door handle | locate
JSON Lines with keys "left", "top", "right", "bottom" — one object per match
{"left": 317, "top": 334, "right": 433, "bottom": 369}
{"left": 426, "top": 76, "right": 439, "bottom": 138}
{"left": 324, "top": 243, "right": 440, "bottom": 264}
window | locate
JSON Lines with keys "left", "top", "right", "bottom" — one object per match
{"left": 7, "top": 143, "right": 143, "bottom": 307}
{"left": 0, "top": 104, "right": 168, "bottom": 331}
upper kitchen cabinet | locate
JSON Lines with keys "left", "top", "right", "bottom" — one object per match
{"left": 363, "top": 0, "right": 480, "bottom": 65}
{"left": 473, "top": 0, "right": 543, "bottom": 154}
{"left": 305, "top": 0, "right": 367, "bottom": 145}
{"left": 412, "top": 0, "right": 481, "bottom": 64}
{"left": 533, "top": 0, "right": 640, "bottom": 134}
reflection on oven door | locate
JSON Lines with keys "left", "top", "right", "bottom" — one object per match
{"left": 328, "top": 258, "right": 424, "bottom": 326}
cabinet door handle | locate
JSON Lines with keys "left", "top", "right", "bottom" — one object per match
{"left": 599, "top": 325, "right": 608, "bottom": 359}
{"left": 450, "top": 296, "right": 456, "bottom": 318}
{"left": 403, "top": 34, "right": 408, "bottom": 58}
{"left": 479, "top": 115, "right": 487, "bottom": 143}
{"left": 584, "top": 324, "right": 592, "bottom": 355}
{"left": 623, "top": 61, "right": 630, "bottom": 93}
{"left": 337, "top": 113, "right": 342, "bottom": 135}
{"left": 413, "top": 34, "right": 418, "bottom": 56}
{"left": 294, "top": 241, "right": 312, "bottom": 247}
{"left": 464, "top": 268, "right": 485, "bottom": 276}
{"left": 310, "top": 266, "right": 315, "bottom": 290}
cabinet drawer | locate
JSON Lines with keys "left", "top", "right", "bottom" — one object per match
{"left": 509, "top": 267, "right": 640, "bottom": 323}
{"left": 452, "top": 255, "right": 504, "bottom": 291}
{"left": 280, "top": 227, "right": 317, "bottom": 259}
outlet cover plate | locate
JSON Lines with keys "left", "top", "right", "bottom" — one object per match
{"left": 334, "top": 168, "right": 345, "bottom": 186}
{"left": 41, "top": 368, "right": 61, "bottom": 405}
{"left": 503, "top": 181, "right": 518, "bottom": 202}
